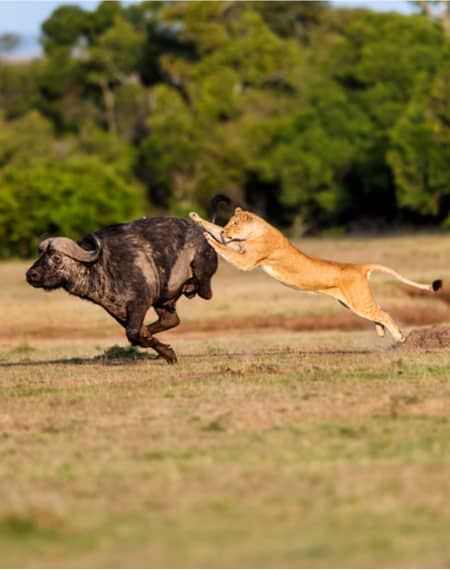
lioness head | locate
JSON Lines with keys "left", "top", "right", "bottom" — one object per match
{"left": 221, "top": 208, "right": 258, "bottom": 244}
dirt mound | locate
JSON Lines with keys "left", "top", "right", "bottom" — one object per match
{"left": 397, "top": 325, "right": 450, "bottom": 350}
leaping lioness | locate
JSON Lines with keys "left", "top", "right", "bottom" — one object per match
{"left": 189, "top": 208, "right": 442, "bottom": 343}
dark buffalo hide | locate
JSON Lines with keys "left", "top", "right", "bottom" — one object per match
{"left": 26, "top": 217, "right": 217, "bottom": 363}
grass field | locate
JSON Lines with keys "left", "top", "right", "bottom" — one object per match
{"left": 1, "top": 234, "right": 450, "bottom": 568}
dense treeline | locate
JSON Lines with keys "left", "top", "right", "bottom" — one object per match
{"left": 0, "top": 1, "right": 449, "bottom": 257}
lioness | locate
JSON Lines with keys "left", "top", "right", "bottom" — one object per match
{"left": 189, "top": 208, "right": 442, "bottom": 343}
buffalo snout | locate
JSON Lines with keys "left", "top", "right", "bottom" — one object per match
{"left": 26, "top": 264, "right": 43, "bottom": 287}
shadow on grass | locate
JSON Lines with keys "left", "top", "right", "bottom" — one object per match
{"left": 0, "top": 345, "right": 160, "bottom": 368}
{"left": 0, "top": 347, "right": 375, "bottom": 368}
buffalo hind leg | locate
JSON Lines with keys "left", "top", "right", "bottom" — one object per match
{"left": 146, "top": 304, "right": 180, "bottom": 335}
{"left": 143, "top": 303, "right": 180, "bottom": 363}
{"left": 127, "top": 326, "right": 178, "bottom": 365}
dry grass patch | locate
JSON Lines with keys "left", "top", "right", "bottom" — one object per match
{"left": 1, "top": 335, "right": 450, "bottom": 567}
{"left": 1, "top": 234, "right": 450, "bottom": 567}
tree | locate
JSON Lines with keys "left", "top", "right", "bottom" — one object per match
{"left": 2, "top": 0, "right": 450, "bottom": 257}
{"left": 41, "top": 5, "right": 89, "bottom": 53}
{"left": 308, "top": 9, "right": 449, "bottom": 224}
{"left": 85, "top": 16, "right": 146, "bottom": 134}
{"left": 136, "top": 84, "right": 200, "bottom": 212}
{"left": 0, "top": 33, "right": 20, "bottom": 56}
{"left": 0, "top": 60, "right": 42, "bottom": 119}
{"left": 138, "top": 3, "right": 306, "bottom": 216}
{"left": 388, "top": 68, "right": 450, "bottom": 226}
{"left": 0, "top": 110, "right": 145, "bottom": 257}
{"left": 248, "top": 1, "right": 328, "bottom": 41}
{"left": 414, "top": 1, "right": 450, "bottom": 34}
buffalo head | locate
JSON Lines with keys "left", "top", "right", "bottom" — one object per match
{"left": 26, "top": 235, "right": 102, "bottom": 290}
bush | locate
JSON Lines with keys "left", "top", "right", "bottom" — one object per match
{"left": 0, "top": 155, "right": 145, "bottom": 258}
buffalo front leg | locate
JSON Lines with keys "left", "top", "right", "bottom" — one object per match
{"left": 126, "top": 302, "right": 178, "bottom": 364}
{"left": 146, "top": 303, "right": 180, "bottom": 335}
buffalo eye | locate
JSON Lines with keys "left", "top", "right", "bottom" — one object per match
{"left": 52, "top": 253, "right": 63, "bottom": 264}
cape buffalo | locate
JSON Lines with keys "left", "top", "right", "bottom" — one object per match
{"left": 26, "top": 217, "right": 217, "bottom": 363}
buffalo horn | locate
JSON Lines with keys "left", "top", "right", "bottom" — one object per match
{"left": 40, "top": 235, "right": 102, "bottom": 263}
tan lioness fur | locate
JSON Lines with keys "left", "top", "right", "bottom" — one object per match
{"left": 189, "top": 209, "right": 443, "bottom": 343}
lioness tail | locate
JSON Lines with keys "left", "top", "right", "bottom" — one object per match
{"left": 367, "top": 264, "right": 442, "bottom": 292}
{"left": 210, "top": 194, "right": 234, "bottom": 223}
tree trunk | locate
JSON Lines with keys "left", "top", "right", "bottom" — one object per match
{"left": 100, "top": 78, "right": 117, "bottom": 134}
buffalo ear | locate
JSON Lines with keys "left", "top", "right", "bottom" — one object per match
{"left": 38, "top": 238, "right": 51, "bottom": 255}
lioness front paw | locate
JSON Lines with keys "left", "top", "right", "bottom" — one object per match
{"left": 204, "top": 233, "right": 218, "bottom": 247}
{"left": 189, "top": 211, "right": 201, "bottom": 223}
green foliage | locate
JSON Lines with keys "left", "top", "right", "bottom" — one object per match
{"left": 0, "top": 61, "right": 42, "bottom": 119}
{"left": 137, "top": 84, "right": 199, "bottom": 209}
{"left": 0, "top": 0, "right": 449, "bottom": 259}
{"left": 0, "top": 111, "right": 55, "bottom": 165}
{"left": 0, "top": 151, "right": 144, "bottom": 258}
{"left": 249, "top": 1, "right": 328, "bottom": 40}
{"left": 388, "top": 69, "right": 450, "bottom": 225}
{"left": 41, "top": 5, "right": 89, "bottom": 52}
{"left": 313, "top": 10, "right": 450, "bottom": 224}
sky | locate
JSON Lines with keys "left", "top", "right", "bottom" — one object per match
{"left": 0, "top": 0, "right": 414, "bottom": 58}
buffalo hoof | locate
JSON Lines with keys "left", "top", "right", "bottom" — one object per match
{"left": 157, "top": 345, "right": 178, "bottom": 365}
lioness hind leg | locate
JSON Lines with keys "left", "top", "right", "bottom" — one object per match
{"left": 374, "top": 310, "right": 405, "bottom": 343}
{"left": 340, "top": 276, "right": 405, "bottom": 343}
{"left": 375, "top": 323, "right": 385, "bottom": 337}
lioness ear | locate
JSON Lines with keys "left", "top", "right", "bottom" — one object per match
{"left": 235, "top": 207, "right": 242, "bottom": 214}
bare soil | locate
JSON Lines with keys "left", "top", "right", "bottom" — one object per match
{"left": 0, "top": 303, "right": 448, "bottom": 341}
{"left": 176, "top": 304, "right": 449, "bottom": 334}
